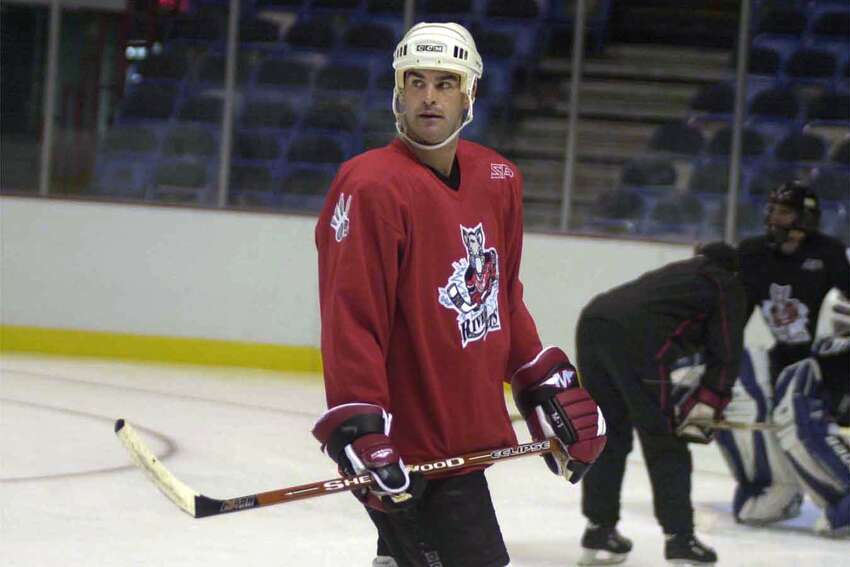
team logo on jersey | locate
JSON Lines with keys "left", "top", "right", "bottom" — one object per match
{"left": 490, "top": 163, "right": 514, "bottom": 179}
{"left": 438, "top": 223, "right": 501, "bottom": 347}
{"left": 801, "top": 258, "right": 823, "bottom": 271}
{"left": 330, "top": 193, "right": 352, "bottom": 242}
{"left": 761, "top": 283, "right": 811, "bottom": 344}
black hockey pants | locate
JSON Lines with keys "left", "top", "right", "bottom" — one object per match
{"left": 576, "top": 316, "right": 695, "bottom": 535}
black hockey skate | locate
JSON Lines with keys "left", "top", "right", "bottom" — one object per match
{"left": 664, "top": 533, "right": 717, "bottom": 565}
{"left": 577, "top": 523, "right": 633, "bottom": 565}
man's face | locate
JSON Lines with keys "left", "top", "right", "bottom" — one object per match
{"left": 399, "top": 69, "right": 468, "bottom": 145}
{"left": 766, "top": 202, "right": 797, "bottom": 230}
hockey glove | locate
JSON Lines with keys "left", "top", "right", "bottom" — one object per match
{"left": 674, "top": 385, "right": 730, "bottom": 443}
{"left": 312, "top": 403, "right": 425, "bottom": 512}
{"left": 511, "top": 347, "right": 607, "bottom": 483}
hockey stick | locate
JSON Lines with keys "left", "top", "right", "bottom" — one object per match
{"left": 115, "top": 418, "right": 560, "bottom": 519}
{"left": 690, "top": 418, "right": 850, "bottom": 437}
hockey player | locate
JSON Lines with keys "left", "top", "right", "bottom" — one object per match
{"left": 574, "top": 242, "right": 747, "bottom": 566}
{"left": 312, "top": 22, "right": 607, "bottom": 567}
{"left": 737, "top": 181, "right": 850, "bottom": 380}
{"left": 715, "top": 181, "right": 850, "bottom": 534}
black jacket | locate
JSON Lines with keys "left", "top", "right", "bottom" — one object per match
{"left": 738, "top": 232, "right": 850, "bottom": 368}
{"left": 580, "top": 255, "right": 747, "bottom": 399}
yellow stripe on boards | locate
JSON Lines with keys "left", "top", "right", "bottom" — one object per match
{"left": 0, "top": 325, "right": 322, "bottom": 374}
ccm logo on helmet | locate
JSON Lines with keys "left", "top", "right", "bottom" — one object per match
{"left": 415, "top": 43, "right": 445, "bottom": 53}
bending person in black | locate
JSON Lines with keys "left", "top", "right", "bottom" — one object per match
{"left": 575, "top": 243, "right": 747, "bottom": 566}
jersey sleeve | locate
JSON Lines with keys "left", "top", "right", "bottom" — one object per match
{"left": 701, "top": 272, "right": 748, "bottom": 398}
{"left": 503, "top": 168, "right": 544, "bottom": 378}
{"left": 316, "top": 173, "right": 406, "bottom": 410}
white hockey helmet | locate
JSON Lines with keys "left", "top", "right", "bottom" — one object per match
{"left": 391, "top": 22, "right": 483, "bottom": 150}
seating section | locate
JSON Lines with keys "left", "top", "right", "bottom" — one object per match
{"left": 93, "top": 0, "right": 613, "bottom": 209}
{"left": 599, "top": 0, "right": 849, "bottom": 242}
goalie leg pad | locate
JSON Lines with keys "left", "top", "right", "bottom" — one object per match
{"left": 716, "top": 348, "right": 802, "bottom": 523}
{"left": 774, "top": 359, "right": 850, "bottom": 511}
{"left": 815, "top": 492, "right": 850, "bottom": 537}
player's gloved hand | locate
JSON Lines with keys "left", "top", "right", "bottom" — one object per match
{"left": 674, "top": 385, "right": 730, "bottom": 444}
{"left": 511, "top": 346, "right": 607, "bottom": 483}
{"left": 312, "top": 403, "right": 425, "bottom": 512}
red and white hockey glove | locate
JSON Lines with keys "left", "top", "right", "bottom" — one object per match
{"left": 312, "top": 403, "right": 424, "bottom": 512}
{"left": 674, "top": 385, "right": 730, "bottom": 444}
{"left": 512, "top": 347, "right": 607, "bottom": 483}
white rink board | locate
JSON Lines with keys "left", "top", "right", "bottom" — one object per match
{"left": 0, "top": 196, "right": 776, "bottom": 352}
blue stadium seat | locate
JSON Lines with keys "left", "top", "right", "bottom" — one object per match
{"left": 689, "top": 82, "right": 735, "bottom": 118}
{"left": 707, "top": 126, "right": 768, "bottom": 159}
{"left": 91, "top": 157, "right": 151, "bottom": 200}
{"left": 641, "top": 193, "right": 705, "bottom": 240}
{"left": 648, "top": 120, "right": 705, "bottom": 156}
{"left": 807, "top": 6, "right": 849, "bottom": 42}
{"left": 805, "top": 90, "right": 849, "bottom": 122}
{"left": 233, "top": 130, "right": 285, "bottom": 162}
{"left": 177, "top": 94, "right": 223, "bottom": 124}
{"left": 239, "top": 17, "right": 284, "bottom": 45}
{"left": 280, "top": 164, "right": 337, "bottom": 211}
{"left": 255, "top": 54, "right": 324, "bottom": 93}
{"left": 746, "top": 46, "right": 782, "bottom": 76}
{"left": 424, "top": 0, "right": 475, "bottom": 18}
{"left": 470, "top": 20, "right": 541, "bottom": 61}
{"left": 196, "top": 52, "right": 257, "bottom": 87}
{"left": 166, "top": 14, "right": 225, "bottom": 44}
{"left": 580, "top": 187, "right": 646, "bottom": 236}
{"left": 746, "top": 161, "right": 796, "bottom": 198}
{"left": 621, "top": 157, "right": 677, "bottom": 189}
{"left": 773, "top": 131, "right": 828, "bottom": 163}
{"left": 463, "top": 101, "right": 490, "bottom": 144}
{"left": 118, "top": 83, "right": 179, "bottom": 123}
{"left": 287, "top": 132, "right": 352, "bottom": 164}
{"left": 311, "top": 0, "right": 365, "bottom": 13}
{"left": 748, "top": 86, "right": 800, "bottom": 121}
{"left": 302, "top": 97, "right": 361, "bottom": 133}
{"left": 689, "top": 158, "right": 734, "bottom": 196}
{"left": 475, "top": 59, "right": 513, "bottom": 104}
{"left": 254, "top": 0, "right": 307, "bottom": 11}
{"left": 342, "top": 19, "right": 402, "bottom": 52}
{"left": 755, "top": 6, "right": 807, "bottom": 37}
{"left": 315, "top": 58, "right": 373, "bottom": 93}
{"left": 132, "top": 51, "right": 190, "bottom": 84}
{"left": 163, "top": 124, "right": 219, "bottom": 158}
{"left": 285, "top": 16, "right": 338, "bottom": 51}
{"left": 366, "top": 0, "right": 404, "bottom": 15}
{"left": 486, "top": 0, "right": 542, "bottom": 20}
{"left": 99, "top": 125, "right": 161, "bottom": 157}
{"left": 228, "top": 163, "right": 281, "bottom": 208}
{"left": 785, "top": 47, "right": 837, "bottom": 82}
{"left": 240, "top": 96, "right": 301, "bottom": 130}
{"left": 830, "top": 137, "right": 850, "bottom": 166}
{"left": 810, "top": 165, "right": 850, "bottom": 202}
{"left": 148, "top": 159, "right": 216, "bottom": 205}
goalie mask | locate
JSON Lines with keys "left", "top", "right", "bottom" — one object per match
{"left": 392, "top": 22, "right": 483, "bottom": 151}
{"left": 764, "top": 181, "right": 821, "bottom": 247}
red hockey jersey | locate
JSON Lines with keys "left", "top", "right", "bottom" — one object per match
{"left": 315, "top": 138, "right": 543, "bottom": 465}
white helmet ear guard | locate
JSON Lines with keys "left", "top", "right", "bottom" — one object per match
{"left": 391, "top": 22, "right": 484, "bottom": 151}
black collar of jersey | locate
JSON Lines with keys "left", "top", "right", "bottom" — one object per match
{"left": 426, "top": 158, "right": 461, "bottom": 191}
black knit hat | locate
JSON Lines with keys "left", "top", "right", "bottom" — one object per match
{"left": 696, "top": 241, "right": 739, "bottom": 273}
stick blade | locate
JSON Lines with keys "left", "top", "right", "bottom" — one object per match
{"left": 114, "top": 419, "right": 199, "bottom": 518}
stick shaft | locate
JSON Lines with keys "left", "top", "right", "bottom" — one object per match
{"left": 115, "top": 419, "right": 557, "bottom": 518}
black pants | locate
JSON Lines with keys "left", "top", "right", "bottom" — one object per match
{"left": 576, "top": 316, "right": 694, "bottom": 535}
{"left": 366, "top": 470, "right": 509, "bottom": 567}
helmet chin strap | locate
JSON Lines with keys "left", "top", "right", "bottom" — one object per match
{"left": 393, "top": 91, "right": 474, "bottom": 152}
